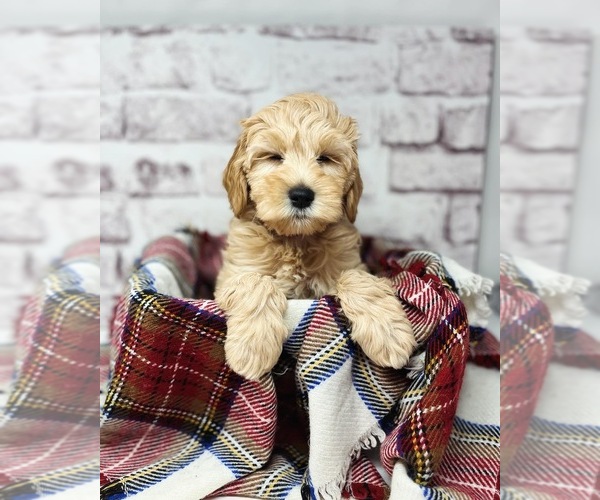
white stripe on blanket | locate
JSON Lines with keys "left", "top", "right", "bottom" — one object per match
{"left": 307, "top": 356, "right": 385, "bottom": 498}
{"left": 134, "top": 450, "right": 236, "bottom": 500}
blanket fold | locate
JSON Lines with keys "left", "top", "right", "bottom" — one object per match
{"left": 100, "top": 231, "right": 499, "bottom": 499}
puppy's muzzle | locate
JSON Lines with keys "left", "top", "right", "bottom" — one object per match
{"left": 288, "top": 186, "right": 315, "bottom": 209}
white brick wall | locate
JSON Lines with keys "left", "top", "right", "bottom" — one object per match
{"left": 0, "top": 29, "right": 100, "bottom": 343}
{"left": 500, "top": 27, "right": 591, "bottom": 270}
{"left": 1, "top": 25, "right": 494, "bottom": 343}
{"left": 98, "top": 25, "right": 494, "bottom": 341}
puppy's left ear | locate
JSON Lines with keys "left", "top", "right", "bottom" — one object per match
{"left": 344, "top": 167, "right": 363, "bottom": 223}
{"left": 223, "top": 125, "right": 250, "bottom": 218}
{"left": 342, "top": 117, "right": 362, "bottom": 223}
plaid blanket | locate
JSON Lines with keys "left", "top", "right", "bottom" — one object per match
{"left": 500, "top": 255, "right": 600, "bottom": 498}
{"left": 0, "top": 239, "right": 100, "bottom": 498}
{"left": 100, "top": 231, "right": 500, "bottom": 499}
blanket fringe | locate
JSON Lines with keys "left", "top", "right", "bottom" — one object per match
{"left": 314, "top": 422, "right": 386, "bottom": 500}
{"left": 513, "top": 256, "right": 590, "bottom": 327}
{"left": 441, "top": 256, "right": 493, "bottom": 328}
{"left": 513, "top": 256, "right": 590, "bottom": 297}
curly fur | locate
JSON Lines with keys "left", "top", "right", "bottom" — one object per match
{"left": 215, "top": 93, "right": 415, "bottom": 380}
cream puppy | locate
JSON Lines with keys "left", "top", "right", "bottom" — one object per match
{"left": 215, "top": 93, "right": 415, "bottom": 380}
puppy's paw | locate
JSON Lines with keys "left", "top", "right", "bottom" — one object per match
{"left": 350, "top": 303, "right": 416, "bottom": 369}
{"left": 337, "top": 269, "right": 416, "bottom": 369}
{"left": 216, "top": 273, "right": 289, "bottom": 380}
{"left": 224, "top": 315, "right": 289, "bottom": 380}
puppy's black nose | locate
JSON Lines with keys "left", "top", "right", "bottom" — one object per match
{"left": 288, "top": 186, "right": 314, "bottom": 209}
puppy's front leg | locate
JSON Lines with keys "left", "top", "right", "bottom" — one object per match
{"left": 336, "top": 269, "right": 416, "bottom": 369}
{"left": 215, "top": 272, "right": 288, "bottom": 380}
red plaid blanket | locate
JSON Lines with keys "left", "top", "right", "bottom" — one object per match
{"left": 0, "top": 239, "right": 100, "bottom": 498}
{"left": 100, "top": 231, "right": 500, "bottom": 499}
{"left": 500, "top": 255, "right": 600, "bottom": 498}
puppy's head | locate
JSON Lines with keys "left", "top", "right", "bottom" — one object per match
{"left": 223, "top": 93, "right": 362, "bottom": 236}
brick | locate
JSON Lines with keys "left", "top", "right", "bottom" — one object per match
{"left": 380, "top": 96, "right": 439, "bottom": 146}
{"left": 40, "top": 198, "right": 99, "bottom": 245}
{"left": 511, "top": 103, "right": 582, "bottom": 151}
{"left": 0, "top": 245, "right": 28, "bottom": 288}
{"left": 131, "top": 157, "right": 198, "bottom": 196}
{"left": 260, "top": 25, "right": 380, "bottom": 42}
{"left": 336, "top": 99, "right": 375, "bottom": 147}
{"left": 526, "top": 28, "right": 592, "bottom": 43}
{"left": 500, "top": 192, "right": 525, "bottom": 251}
{"left": 25, "top": 247, "right": 63, "bottom": 287}
{"left": 0, "top": 165, "right": 21, "bottom": 191}
{"left": 435, "top": 240, "right": 478, "bottom": 270}
{"left": 126, "top": 95, "right": 250, "bottom": 142}
{"left": 127, "top": 197, "right": 228, "bottom": 243}
{"left": 499, "top": 27, "right": 522, "bottom": 42}
{"left": 101, "top": 194, "right": 130, "bottom": 243}
{"left": 278, "top": 40, "right": 394, "bottom": 95}
{"left": 101, "top": 95, "right": 123, "bottom": 139}
{"left": 100, "top": 244, "right": 123, "bottom": 290}
{"left": 44, "top": 158, "right": 100, "bottom": 196}
{"left": 200, "top": 154, "right": 229, "bottom": 197}
{"left": 522, "top": 194, "right": 571, "bottom": 244}
{"left": 210, "top": 34, "right": 271, "bottom": 93}
{"left": 441, "top": 101, "right": 488, "bottom": 150}
{"left": 396, "top": 41, "right": 492, "bottom": 96}
{"left": 101, "top": 30, "right": 132, "bottom": 92}
{"left": 98, "top": 143, "right": 131, "bottom": 192}
{"left": 447, "top": 194, "right": 481, "bottom": 244}
{"left": 38, "top": 94, "right": 99, "bottom": 141}
{"left": 128, "top": 32, "right": 209, "bottom": 90}
{"left": 0, "top": 194, "right": 45, "bottom": 242}
{"left": 0, "top": 295, "right": 25, "bottom": 344}
{"left": 503, "top": 241, "right": 566, "bottom": 272}
{"left": 355, "top": 146, "right": 386, "bottom": 198}
{"left": 500, "top": 146, "right": 577, "bottom": 191}
{"left": 389, "top": 147, "right": 484, "bottom": 191}
{"left": 194, "top": 196, "right": 232, "bottom": 236}
{"left": 451, "top": 27, "right": 494, "bottom": 43}
{"left": 0, "top": 32, "right": 47, "bottom": 91}
{"left": 44, "top": 34, "right": 100, "bottom": 89}
{"left": 0, "top": 97, "right": 35, "bottom": 138}
{"left": 356, "top": 192, "right": 449, "bottom": 248}
{"left": 1, "top": 144, "right": 100, "bottom": 193}
{"left": 500, "top": 40, "right": 590, "bottom": 96}
{"left": 100, "top": 164, "right": 116, "bottom": 192}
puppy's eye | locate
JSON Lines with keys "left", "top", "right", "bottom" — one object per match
{"left": 267, "top": 154, "right": 283, "bottom": 162}
{"left": 316, "top": 155, "right": 331, "bottom": 163}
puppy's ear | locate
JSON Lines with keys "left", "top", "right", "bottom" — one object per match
{"left": 342, "top": 117, "right": 362, "bottom": 223}
{"left": 223, "top": 126, "right": 249, "bottom": 218}
{"left": 344, "top": 167, "right": 363, "bottom": 223}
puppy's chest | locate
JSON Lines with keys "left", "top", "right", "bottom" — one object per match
{"left": 268, "top": 243, "right": 347, "bottom": 299}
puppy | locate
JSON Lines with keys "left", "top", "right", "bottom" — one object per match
{"left": 215, "top": 93, "right": 415, "bottom": 380}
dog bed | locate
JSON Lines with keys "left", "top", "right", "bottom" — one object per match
{"left": 100, "top": 230, "right": 499, "bottom": 499}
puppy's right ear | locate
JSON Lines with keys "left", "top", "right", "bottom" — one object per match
{"left": 223, "top": 127, "right": 249, "bottom": 218}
